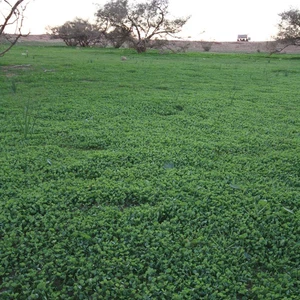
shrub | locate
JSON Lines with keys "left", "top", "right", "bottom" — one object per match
{"left": 201, "top": 41, "right": 213, "bottom": 52}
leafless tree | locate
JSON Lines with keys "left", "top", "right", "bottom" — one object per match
{"left": 0, "top": 0, "right": 29, "bottom": 56}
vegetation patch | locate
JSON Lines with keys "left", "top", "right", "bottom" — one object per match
{"left": 0, "top": 45, "right": 299, "bottom": 299}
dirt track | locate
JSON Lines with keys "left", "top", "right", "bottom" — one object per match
{"left": 19, "top": 35, "right": 300, "bottom": 54}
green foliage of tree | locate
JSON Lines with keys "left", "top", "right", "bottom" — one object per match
{"left": 0, "top": 0, "right": 29, "bottom": 56}
{"left": 276, "top": 8, "right": 300, "bottom": 46}
{"left": 105, "top": 26, "right": 132, "bottom": 48}
{"left": 48, "top": 18, "right": 107, "bottom": 47}
{"left": 96, "top": 0, "right": 190, "bottom": 53}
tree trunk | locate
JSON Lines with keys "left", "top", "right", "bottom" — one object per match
{"left": 135, "top": 40, "right": 147, "bottom": 53}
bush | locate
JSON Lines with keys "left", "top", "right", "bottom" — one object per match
{"left": 48, "top": 18, "right": 106, "bottom": 47}
{"left": 201, "top": 41, "right": 213, "bottom": 52}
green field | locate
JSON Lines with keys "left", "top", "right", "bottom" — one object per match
{"left": 0, "top": 45, "right": 299, "bottom": 299}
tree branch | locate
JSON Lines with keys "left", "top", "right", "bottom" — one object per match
{"left": 0, "top": 0, "right": 25, "bottom": 35}
{"left": 0, "top": 0, "right": 29, "bottom": 56}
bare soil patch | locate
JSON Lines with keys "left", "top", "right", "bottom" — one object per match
{"left": 18, "top": 34, "right": 300, "bottom": 54}
{"left": 2, "top": 64, "right": 32, "bottom": 78}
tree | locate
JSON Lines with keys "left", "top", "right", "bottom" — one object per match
{"left": 276, "top": 8, "right": 300, "bottom": 47}
{"left": 0, "top": 0, "right": 29, "bottom": 56}
{"left": 96, "top": 0, "right": 190, "bottom": 53}
{"left": 48, "top": 18, "right": 106, "bottom": 47}
{"left": 105, "top": 26, "right": 132, "bottom": 48}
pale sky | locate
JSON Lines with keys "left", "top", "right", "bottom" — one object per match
{"left": 7, "top": 0, "right": 300, "bottom": 41}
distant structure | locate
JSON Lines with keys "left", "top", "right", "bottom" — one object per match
{"left": 237, "top": 34, "right": 251, "bottom": 42}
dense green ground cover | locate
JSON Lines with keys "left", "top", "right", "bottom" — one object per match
{"left": 0, "top": 45, "right": 299, "bottom": 299}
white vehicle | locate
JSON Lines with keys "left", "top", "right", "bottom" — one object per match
{"left": 237, "top": 34, "right": 251, "bottom": 42}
